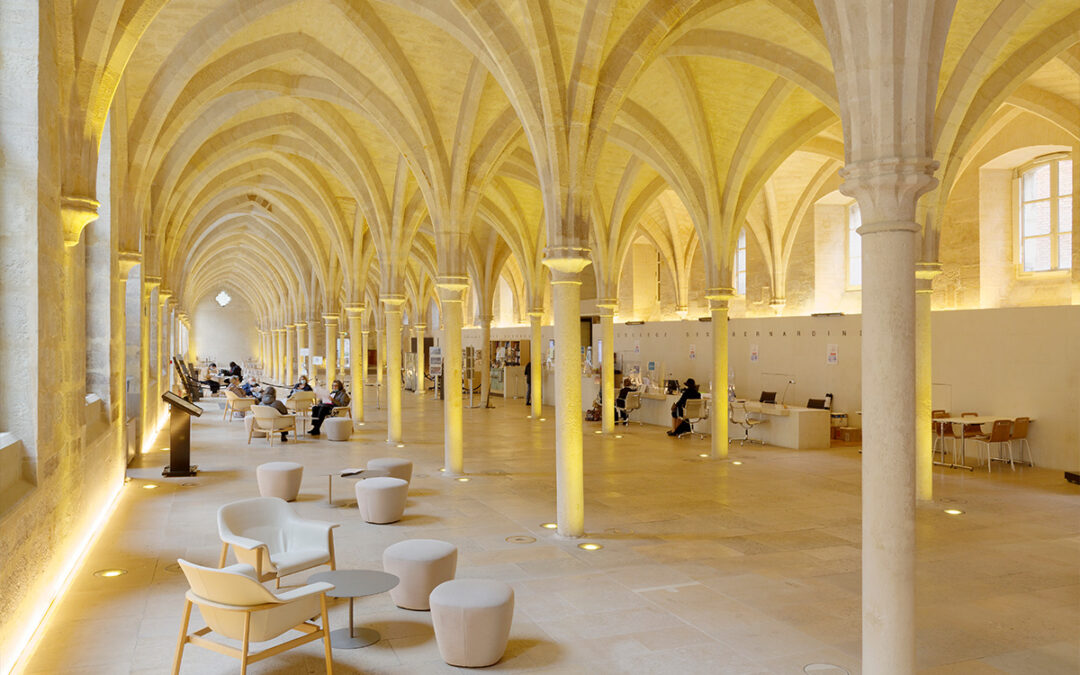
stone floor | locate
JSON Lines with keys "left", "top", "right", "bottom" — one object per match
{"left": 18, "top": 392, "right": 1080, "bottom": 674}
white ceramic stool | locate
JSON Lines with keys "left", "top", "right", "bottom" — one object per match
{"left": 367, "top": 457, "right": 413, "bottom": 482}
{"left": 430, "top": 579, "right": 514, "bottom": 667}
{"left": 382, "top": 539, "right": 457, "bottom": 610}
{"left": 355, "top": 477, "right": 408, "bottom": 524}
{"left": 323, "top": 417, "right": 352, "bottom": 441}
{"left": 256, "top": 462, "right": 304, "bottom": 502}
{"left": 244, "top": 413, "right": 266, "bottom": 438}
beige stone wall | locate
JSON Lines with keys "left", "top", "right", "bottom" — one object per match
{"left": 192, "top": 294, "right": 260, "bottom": 367}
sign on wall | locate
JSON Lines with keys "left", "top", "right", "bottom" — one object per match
{"left": 429, "top": 346, "right": 443, "bottom": 376}
{"left": 750, "top": 344, "right": 759, "bottom": 362}
{"left": 689, "top": 344, "right": 696, "bottom": 359}
{"left": 826, "top": 343, "right": 839, "bottom": 365}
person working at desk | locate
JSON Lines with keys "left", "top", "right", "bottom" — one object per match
{"left": 616, "top": 378, "right": 635, "bottom": 425}
{"left": 668, "top": 378, "right": 701, "bottom": 436}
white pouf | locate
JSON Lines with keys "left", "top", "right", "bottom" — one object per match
{"left": 382, "top": 539, "right": 457, "bottom": 610}
{"left": 368, "top": 457, "right": 413, "bottom": 482}
{"left": 244, "top": 413, "right": 267, "bottom": 438}
{"left": 430, "top": 579, "right": 514, "bottom": 667}
{"left": 355, "top": 477, "right": 409, "bottom": 524}
{"left": 324, "top": 417, "right": 352, "bottom": 441}
{"left": 256, "top": 462, "right": 304, "bottom": 502}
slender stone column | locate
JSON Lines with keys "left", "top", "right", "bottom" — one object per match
{"left": 308, "top": 320, "right": 320, "bottom": 381}
{"left": 323, "top": 314, "right": 338, "bottom": 384}
{"left": 414, "top": 324, "right": 426, "bottom": 396}
{"left": 285, "top": 324, "right": 297, "bottom": 385}
{"left": 361, "top": 329, "right": 370, "bottom": 403}
{"left": 375, "top": 327, "right": 384, "bottom": 391}
{"left": 708, "top": 292, "right": 734, "bottom": 459}
{"left": 259, "top": 330, "right": 268, "bottom": 377}
{"left": 543, "top": 260, "right": 590, "bottom": 537}
{"left": 529, "top": 311, "right": 543, "bottom": 417}
{"left": 915, "top": 262, "right": 941, "bottom": 501}
{"left": 383, "top": 297, "right": 405, "bottom": 443}
{"left": 295, "top": 322, "right": 308, "bottom": 377}
{"left": 157, "top": 292, "right": 172, "bottom": 399}
{"left": 438, "top": 283, "right": 466, "bottom": 475}
{"left": 598, "top": 303, "right": 616, "bottom": 433}
{"left": 345, "top": 306, "right": 365, "bottom": 422}
{"left": 269, "top": 329, "right": 279, "bottom": 382}
{"left": 478, "top": 315, "right": 492, "bottom": 408}
{"left": 843, "top": 159, "right": 936, "bottom": 674}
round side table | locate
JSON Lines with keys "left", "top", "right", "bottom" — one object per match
{"left": 309, "top": 570, "right": 399, "bottom": 648}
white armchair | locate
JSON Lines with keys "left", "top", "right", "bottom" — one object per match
{"left": 218, "top": 497, "right": 339, "bottom": 586}
{"left": 286, "top": 390, "right": 316, "bottom": 423}
{"left": 248, "top": 404, "right": 296, "bottom": 446}
{"left": 172, "top": 558, "right": 334, "bottom": 675}
{"left": 223, "top": 390, "right": 256, "bottom": 422}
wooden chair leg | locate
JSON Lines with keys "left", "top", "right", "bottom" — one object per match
{"left": 240, "top": 612, "right": 251, "bottom": 675}
{"left": 320, "top": 593, "right": 334, "bottom": 675}
{"left": 219, "top": 542, "right": 229, "bottom": 568}
{"left": 328, "top": 530, "right": 337, "bottom": 571}
{"left": 171, "top": 599, "right": 192, "bottom": 675}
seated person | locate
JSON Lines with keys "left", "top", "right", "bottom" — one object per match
{"left": 227, "top": 361, "right": 242, "bottom": 379}
{"left": 225, "top": 376, "right": 246, "bottom": 398}
{"left": 199, "top": 363, "right": 221, "bottom": 394}
{"left": 308, "top": 380, "right": 351, "bottom": 435}
{"left": 289, "top": 375, "right": 313, "bottom": 397}
{"left": 257, "top": 387, "right": 291, "bottom": 443}
{"left": 240, "top": 376, "right": 259, "bottom": 397}
{"left": 668, "top": 378, "right": 702, "bottom": 436}
{"left": 616, "top": 378, "right": 635, "bottom": 424}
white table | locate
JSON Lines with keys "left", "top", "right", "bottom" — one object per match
{"left": 737, "top": 401, "right": 832, "bottom": 449}
{"left": 934, "top": 416, "right": 1031, "bottom": 471}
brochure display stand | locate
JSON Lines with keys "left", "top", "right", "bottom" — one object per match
{"left": 161, "top": 391, "right": 202, "bottom": 477}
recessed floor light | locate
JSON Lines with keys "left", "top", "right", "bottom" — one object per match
{"left": 141, "top": 484, "right": 159, "bottom": 489}
{"left": 615, "top": 435, "right": 623, "bottom": 439}
{"left": 439, "top": 467, "right": 445, "bottom": 472}
{"left": 396, "top": 443, "right": 405, "bottom": 448}
{"left": 456, "top": 477, "right": 470, "bottom": 482}
{"left": 699, "top": 453, "right": 709, "bottom": 458}
{"left": 526, "top": 415, "right": 532, "bottom": 419}
{"left": 506, "top": 535, "right": 536, "bottom": 544}
{"left": 93, "top": 569, "right": 128, "bottom": 578}
{"left": 578, "top": 543, "right": 603, "bottom": 551}
{"left": 357, "top": 422, "right": 365, "bottom": 426}
{"left": 541, "top": 522, "right": 557, "bottom": 529}
{"left": 539, "top": 418, "right": 546, "bottom": 421}
{"left": 944, "top": 508, "right": 964, "bottom": 515}
{"left": 594, "top": 430, "right": 602, "bottom": 434}
{"left": 732, "top": 461, "right": 743, "bottom": 465}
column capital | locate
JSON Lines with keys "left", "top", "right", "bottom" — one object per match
{"left": 60, "top": 194, "right": 100, "bottom": 247}
{"left": 915, "top": 261, "right": 943, "bottom": 292}
{"left": 705, "top": 287, "right": 735, "bottom": 302}
{"left": 322, "top": 313, "right": 339, "bottom": 324}
{"left": 381, "top": 295, "right": 406, "bottom": 308}
{"left": 435, "top": 275, "right": 469, "bottom": 291}
{"left": 413, "top": 323, "right": 427, "bottom": 331}
{"left": 477, "top": 314, "right": 493, "bottom": 324}
{"left": 527, "top": 309, "right": 544, "bottom": 319}
{"left": 839, "top": 157, "right": 938, "bottom": 228}
{"left": 542, "top": 247, "right": 591, "bottom": 276}
{"left": 144, "top": 275, "right": 162, "bottom": 289}
{"left": 294, "top": 321, "right": 307, "bottom": 329}
{"left": 117, "top": 250, "right": 142, "bottom": 276}
{"left": 437, "top": 285, "right": 466, "bottom": 303}
{"left": 158, "top": 289, "right": 173, "bottom": 304}
{"left": 344, "top": 303, "right": 366, "bottom": 318}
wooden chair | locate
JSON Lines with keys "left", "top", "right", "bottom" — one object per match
{"left": 172, "top": 559, "right": 333, "bottom": 675}
{"left": 223, "top": 390, "right": 256, "bottom": 422}
{"left": 1009, "top": 417, "right": 1033, "bottom": 466}
{"left": 970, "top": 419, "right": 1013, "bottom": 472}
{"left": 932, "top": 410, "right": 954, "bottom": 461}
{"left": 248, "top": 405, "right": 297, "bottom": 446}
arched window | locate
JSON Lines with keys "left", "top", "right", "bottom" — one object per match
{"left": 1018, "top": 155, "right": 1072, "bottom": 272}
{"left": 847, "top": 203, "right": 862, "bottom": 288}
{"left": 734, "top": 229, "right": 747, "bottom": 296}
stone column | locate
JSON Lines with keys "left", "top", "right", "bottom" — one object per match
{"left": 140, "top": 278, "right": 159, "bottom": 449}
{"left": 915, "top": 262, "right": 941, "bottom": 501}
{"left": 383, "top": 297, "right": 405, "bottom": 443}
{"left": 258, "top": 330, "right": 267, "bottom": 377}
{"left": 269, "top": 329, "right": 278, "bottom": 382}
{"left": 361, "top": 329, "right": 370, "bottom": 404}
{"left": 843, "top": 159, "right": 936, "bottom": 673}
{"left": 543, "top": 259, "right": 590, "bottom": 537}
{"left": 285, "top": 324, "right": 296, "bottom": 385}
{"left": 308, "top": 320, "right": 320, "bottom": 381}
{"left": 323, "top": 314, "right": 338, "bottom": 384}
{"left": 598, "top": 303, "right": 616, "bottom": 433}
{"left": 157, "top": 291, "right": 172, "bottom": 400}
{"left": 414, "top": 324, "right": 426, "bottom": 396}
{"left": 478, "top": 314, "right": 492, "bottom": 408}
{"left": 375, "top": 327, "right": 384, "bottom": 392}
{"left": 529, "top": 311, "right": 543, "bottom": 417}
{"left": 295, "top": 322, "right": 308, "bottom": 377}
{"left": 345, "top": 307, "right": 365, "bottom": 422}
{"left": 438, "top": 283, "right": 466, "bottom": 475}
{"left": 708, "top": 292, "right": 734, "bottom": 459}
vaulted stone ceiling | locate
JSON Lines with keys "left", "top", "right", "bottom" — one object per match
{"left": 62, "top": 0, "right": 1080, "bottom": 326}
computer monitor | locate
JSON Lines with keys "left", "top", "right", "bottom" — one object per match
{"left": 760, "top": 391, "right": 777, "bottom": 403}
{"left": 806, "top": 398, "right": 827, "bottom": 409}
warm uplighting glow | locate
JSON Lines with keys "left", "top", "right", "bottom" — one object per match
{"left": 699, "top": 453, "right": 709, "bottom": 458}
{"left": 141, "top": 484, "right": 158, "bottom": 490}
{"left": 439, "top": 467, "right": 445, "bottom": 472}
{"left": 539, "top": 418, "right": 546, "bottom": 422}
{"left": 615, "top": 435, "right": 623, "bottom": 439}
{"left": 578, "top": 543, "right": 603, "bottom": 551}
{"left": 732, "top": 461, "right": 743, "bottom": 465}
{"left": 456, "top": 477, "right": 470, "bottom": 482}
{"left": 140, "top": 412, "right": 169, "bottom": 454}
{"left": 93, "top": 569, "right": 127, "bottom": 578}
{"left": 357, "top": 422, "right": 365, "bottom": 426}
{"left": 594, "top": 430, "right": 602, "bottom": 434}
{"left": 541, "top": 523, "right": 557, "bottom": 529}
{"left": 944, "top": 508, "right": 964, "bottom": 515}
{"left": 526, "top": 415, "right": 532, "bottom": 419}
{"left": 7, "top": 482, "right": 125, "bottom": 675}
{"left": 396, "top": 443, "right": 405, "bottom": 448}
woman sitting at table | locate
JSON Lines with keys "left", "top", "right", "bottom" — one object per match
{"left": 668, "top": 378, "right": 701, "bottom": 436}
{"left": 308, "top": 380, "right": 350, "bottom": 436}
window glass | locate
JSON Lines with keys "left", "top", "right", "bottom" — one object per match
{"left": 1019, "top": 156, "right": 1071, "bottom": 272}
{"left": 1023, "top": 238, "right": 1051, "bottom": 272}
{"left": 1058, "top": 159, "right": 1072, "bottom": 196}
{"left": 1022, "top": 201, "right": 1051, "bottom": 236}
{"left": 734, "top": 229, "right": 747, "bottom": 296}
{"left": 1022, "top": 163, "right": 1050, "bottom": 201}
{"left": 1060, "top": 234, "right": 1072, "bottom": 270}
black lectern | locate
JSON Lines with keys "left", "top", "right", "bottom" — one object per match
{"left": 161, "top": 391, "right": 202, "bottom": 477}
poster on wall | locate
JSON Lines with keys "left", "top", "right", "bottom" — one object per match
{"left": 826, "top": 343, "right": 838, "bottom": 365}
{"left": 429, "top": 346, "right": 443, "bottom": 376}
{"left": 750, "top": 344, "right": 759, "bottom": 362}
{"left": 689, "top": 344, "right": 696, "bottom": 359}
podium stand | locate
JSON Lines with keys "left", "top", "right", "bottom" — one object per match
{"left": 161, "top": 391, "right": 202, "bottom": 477}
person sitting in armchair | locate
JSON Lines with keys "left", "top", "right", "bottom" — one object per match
{"left": 308, "top": 380, "right": 350, "bottom": 436}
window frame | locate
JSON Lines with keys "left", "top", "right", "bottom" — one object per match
{"left": 1014, "top": 152, "right": 1072, "bottom": 276}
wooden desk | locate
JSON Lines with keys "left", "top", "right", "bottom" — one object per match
{"left": 739, "top": 401, "right": 832, "bottom": 449}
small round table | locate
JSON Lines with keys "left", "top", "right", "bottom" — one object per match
{"left": 325, "top": 468, "right": 390, "bottom": 505}
{"left": 309, "top": 570, "right": 399, "bottom": 648}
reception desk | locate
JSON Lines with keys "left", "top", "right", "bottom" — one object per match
{"left": 737, "top": 401, "right": 831, "bottom": 449}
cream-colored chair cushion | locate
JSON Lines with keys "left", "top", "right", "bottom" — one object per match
{"left": 367, "top": 457, "right": 413, "bottom": 482}
{"left": 323, "top": 416, "right": 352, "bottom": 441}
{"left": 256, "top": 462, "right": 304, "bottom": 502}
{"left": 382, "top": 539, "right": 457, "bottom": 610}
{"left": 430, "top": 579, "right": 514, "bottom": 667}
{"left": 355, "top": 477, "right": 408, "bottom": 524}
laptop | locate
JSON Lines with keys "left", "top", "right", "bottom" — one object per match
{"left": 807, "top": 398, "right": 827, "bottom": 409}
{"left": 759, "top": 391, "right": 777, "bottom": 404}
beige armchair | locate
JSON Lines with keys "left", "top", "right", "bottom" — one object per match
{"left": 286, "top": 390, "right": 316, "bottom": 423}
{"left": 223, "top": 390, "right": 256, "bottom": 422}
{"left": 172, "top": 558, "right": 333, "bottom": 675}
{"left": 248, "top": 405, "right": 296, "bottom": 446}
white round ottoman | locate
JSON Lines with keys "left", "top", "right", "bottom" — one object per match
{"left": 324, "top": 417, "right": 352, "bottom": 441}
{"left": 430, "top": 579, "right": 514, "bottom": 667}
{"left": 382, "top": 539, "right": 458, "bottom": 610}
{"left": 355, "top": 477, "right": 409, "bottom": 524}
{"left": 368, "top": 457, "right": 413, "bottom": 482}
{"left": 256, "top": 462, "right": 303, "bottom": 502}
{"left": 244, "top": 413, "right": 266, "bottom": 438}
